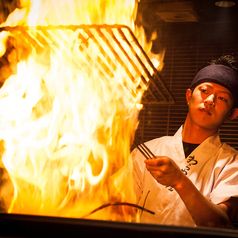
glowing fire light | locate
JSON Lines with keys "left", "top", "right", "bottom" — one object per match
{"left": 0, "top": 0, "right": 162, "bottom": 221}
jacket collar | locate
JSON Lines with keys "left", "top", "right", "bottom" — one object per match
{"left": 175, "top": 125, "right": 222, "bottom": 160}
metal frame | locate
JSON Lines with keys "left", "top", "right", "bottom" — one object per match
{"left": 0, "top": 24, "right": 175, "bottom": 104}
{"left": 0, "top": 213, "right": 237, "bottom": 238}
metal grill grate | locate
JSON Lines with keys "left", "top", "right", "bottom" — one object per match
{"left": 0, "top": 24, "right": 174, "bottom": 104}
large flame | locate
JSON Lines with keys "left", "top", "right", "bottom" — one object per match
{"left": 0, "top": 0, "right": 161, "bottom": 221}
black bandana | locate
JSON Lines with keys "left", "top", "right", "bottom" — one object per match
{"left": 190, "top": 65, "right": 238, "bottom": 108}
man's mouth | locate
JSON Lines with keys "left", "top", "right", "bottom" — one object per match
{"left": 199, "top": 108, "right": 212, "bottom": 115}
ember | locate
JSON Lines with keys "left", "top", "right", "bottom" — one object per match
{"left": 0, "top": 0, "right": 162, "bottom": 221}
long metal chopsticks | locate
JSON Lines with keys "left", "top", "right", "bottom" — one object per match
{"left": 134, "top": 137, "right": 156, "bottom": 160}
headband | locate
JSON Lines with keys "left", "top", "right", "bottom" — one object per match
{"left": 190, "top": 64, "right": 238, "bottom": 108}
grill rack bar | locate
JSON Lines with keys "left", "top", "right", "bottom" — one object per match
{"left": 0, "top": 24, "right": 175, "bottom": 104}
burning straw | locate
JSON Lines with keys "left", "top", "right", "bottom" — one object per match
{"left": 0, "top": 0, "right": 162, "bottom": 222}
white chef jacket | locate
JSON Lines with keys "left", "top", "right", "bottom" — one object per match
{"left": 131, "top": 126, "right": 238, "bottom": 226}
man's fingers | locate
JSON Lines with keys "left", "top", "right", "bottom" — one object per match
{"left": 144, "top": 158, "right": 167, "bottom": 172}
{"left": 144, "top": 157, "right": 165, "bottom": 166}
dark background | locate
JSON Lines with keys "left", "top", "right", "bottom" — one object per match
{"left": 135, "top": 0, "right": 238, "bottom": 150}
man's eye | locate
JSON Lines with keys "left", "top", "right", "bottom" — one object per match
{"left": 218, "top": 96, "right": 227, "bottom": 102}
{"left": 200, "top": 88, "right": 207, "bottom": 93}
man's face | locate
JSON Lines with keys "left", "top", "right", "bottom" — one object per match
{"left": 186, "top": 82, "right": 234, "bottom": 131}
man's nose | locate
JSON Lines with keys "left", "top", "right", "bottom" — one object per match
{"left": 205, "top": 94, "right": 215, "bottom": 107}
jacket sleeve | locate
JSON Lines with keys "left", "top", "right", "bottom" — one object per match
{"left": 131, "top": 148, "right": 145, "bottom": 203}
{"left": 210, "top": 154, "right": 238, "bottom": 204}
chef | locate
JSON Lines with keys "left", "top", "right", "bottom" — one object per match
{"left": 132, "top": 55, "right": 238, "bottom": 228}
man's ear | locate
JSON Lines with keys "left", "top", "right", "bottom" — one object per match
{"left": 226, "top": 108, "right": 238, "bottom": 121}
{"left": 186, "top": 89, "right": 192, "bottom": 105}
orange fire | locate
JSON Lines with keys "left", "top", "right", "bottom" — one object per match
{"left": 0, "top": 0, "right": 162, "bottom": 221}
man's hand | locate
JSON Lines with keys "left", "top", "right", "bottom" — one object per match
{"left": 144, "top": 156, "right": 184, "bottom": 189}
{"left": 145, "top": 156, "right": 232, "bottom": 228}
